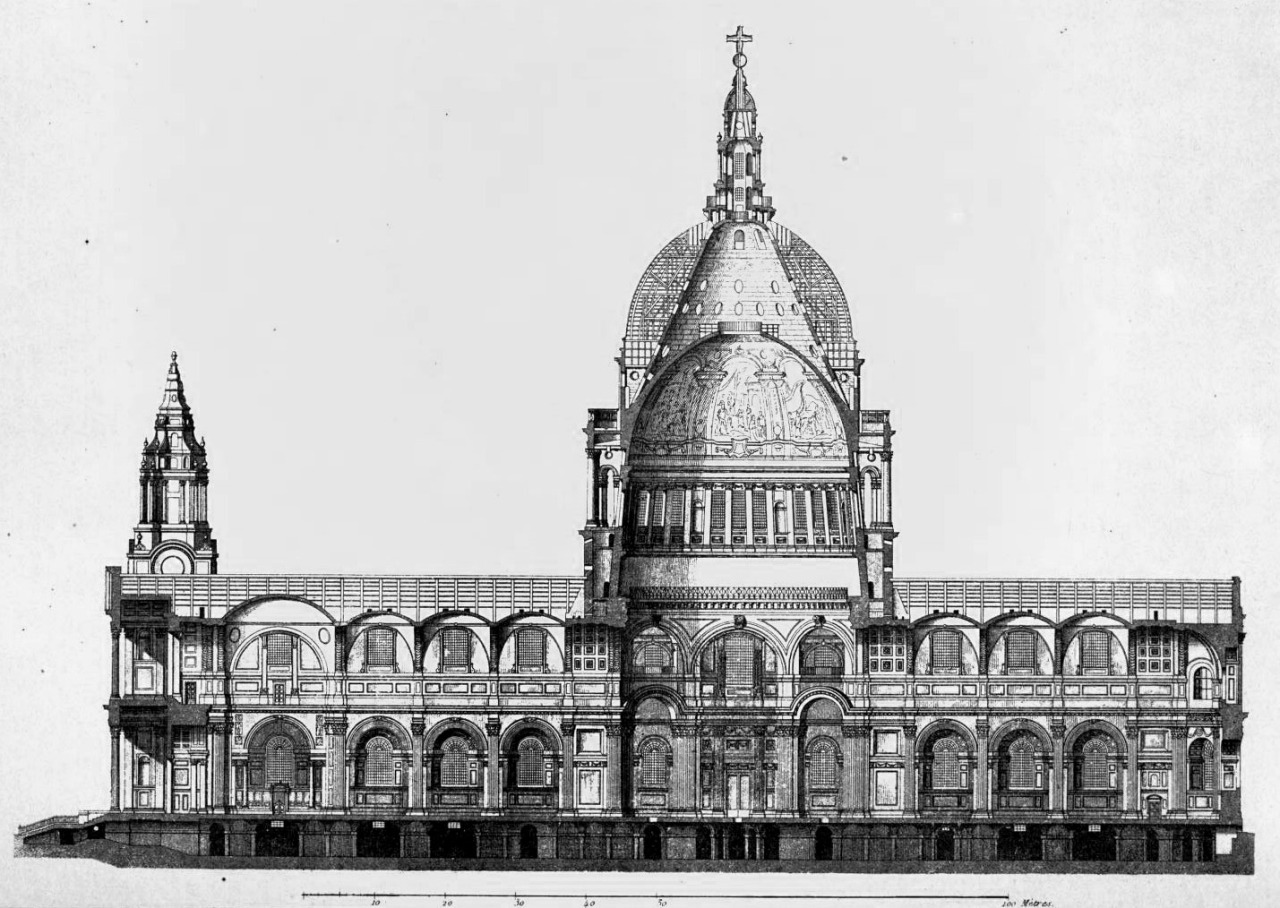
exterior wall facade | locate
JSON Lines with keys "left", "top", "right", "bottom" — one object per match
{"left": 29, "top": 31, "right": 1247, "bottom": 870}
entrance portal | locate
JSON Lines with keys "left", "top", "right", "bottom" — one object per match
{"left": 1072, "top": 825, "right": 1116, "bottom": 861}
{"left": 936, "top": 827, "right": 956, "bottom": 861}
{"left": 430, "top": 822, "right": 478, "bottom": 859}
{"left": 357, "top": 822, "right": 401, "bottom": 858}
{"left": 208, "top": 822, "right": 225, "bottom": 857}
{"left": 996, "top": 826, "right": 1042, "bottom": 861}
{"left": 520, "top": 824, "right": 538, "bottom": 859}
{"left": 254, "top": 821, "right": 300, "bottom": 857}
{"left": 814, "top": 826, "right": 833, "bottom": 861}
{"left": 642, "top": 824, "right": 662, "bottom": 860}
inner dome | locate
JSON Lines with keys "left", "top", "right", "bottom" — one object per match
{"left": 630, "top": 330, "right": 849, "bottom": 463}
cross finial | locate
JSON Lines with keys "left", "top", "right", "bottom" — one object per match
{"left": 726, "top": 26, "right": 753, "bottom": 60}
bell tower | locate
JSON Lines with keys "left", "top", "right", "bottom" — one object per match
{"left": 126, "top": 352, "right": 218, "bottom": 575}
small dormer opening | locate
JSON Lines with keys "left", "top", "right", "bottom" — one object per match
{"left": 733, "top": 229, "right": 745, "bottom": 249}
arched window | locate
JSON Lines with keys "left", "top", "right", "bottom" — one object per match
{"left": 800, "top": 630, "right": 844, "bottom": 677}
{"left": 1075, "top": 733, "right": 1116, "bottom": 790}
{"left": 440, "top": 736, "right": 471, "bottom": 788}
{"left": 930, "top": 735, "right": 963, "bottom": 789}
{"left": 861, "top": 469, "right": 883, "bottom": 524}
{"left": 733, "top": 229, "right": 746, "bottom": 249}
{"left": 633, "top": 629, "right": 675, "bottom": 675}
{"left": 265, "top": 735, "right": 294, "bottom": 786}
{"left": 1193, "top": 667, "right": 1213, "bottom": 699}
{"left": 806, "top": 738, "right": 838, "bottom": 790}
{"left": 1189, "top": 739, "right": 1215, "bottom": 791}
{"left": 1000, "top": 733, "right": 1043, "bottom": 790}
{"left": 640, "top": 739, "right": 671, "bottom": 790}
{"left": 361, "top": 736, "right": 395, "bottom": 787}
{"left": 135, "top": 756, "right": 153, "bottom": 787}
{"left": 517, "top": 737, "right": 546, "bottom": 787}
{"left": 516, "top": 629, "right": 546, "bottom": 671}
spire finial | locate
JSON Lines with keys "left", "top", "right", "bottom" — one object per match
{"left": 726, "top": 26, "right": 753, "bottom": 110}
{"left": 171, "top": 350, "right": 178, "bottom": 363}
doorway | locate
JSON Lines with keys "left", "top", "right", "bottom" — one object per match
{"left": 1145, "top": 829, "right": 1160, "bottom": 862}
{"left": 519, "top": 824, "right": 538, "bottom": 859}
{"left": 727, "top": 772, "right": 751, "bottom": 811}
{"left": 642, "top": 824, "right": 662, "bottom": 860}
{"left": 695, "top": 825, "right": 712, "bottom": 860}
{"left": 208, "top": 822, "right": 225, "bottom": 857}
{"left": 762, "top": 824, "right": 780, "bottom": 861}
{"left": 814, "top": 826, "right": 833, "bottom": 861}
{"left": 726, "top": 825, "right": 746, "bottom": 860}
{"left": 936, "top": 827, "right": 956, "bottom": 861}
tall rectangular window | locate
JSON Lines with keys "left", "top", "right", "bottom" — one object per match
{"left": 366, "top": 627, "right": 395, "bottom": 670}
{"left": 1081, "top": 631, "right": 1109, "bottom": 672}
{"left": 710, "top": 490, "right": 726, "bottom": 535}
{"left": 441, "top": 628, "right": 471, "bottom": 671}
{"left": 266, "top": 633, "right": 292, "bottom": 668}
{"left": 668, "top": 490, "right": 685, "bottom": 538}
{"left": 752, "top": 489, "right": 768, "bottom": 538}
{"left": 650, "top": 491, "right": 665, "bottom": 528}
{"left": 825, "top": 489, "right": 841, "bottom": 538}
{"left": 725, "top": 635, "right": 755, "bottom": 691}
{"left": 1007, "top": 631, "right": 1035, "bottom": 672}
{"left": 931, "top": 631, "right": 960, "bottom": 673}
{"left": 793, "top": 489, "right": 809, "bottom": 540}
{"left": 517, "top": 629, "right": 545, "bottom": 671}
{"left": 731, "top": 488, "right": 747, "bottom": 538}
{"left": 812, "top": 489, "right": 827, "bottom": 540}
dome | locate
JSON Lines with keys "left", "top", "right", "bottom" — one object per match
{"left": 630, "top": 327, "right": 849, "bottom": 463}
{"left": 622, "top": 221, "right": 856, "bottom": 377}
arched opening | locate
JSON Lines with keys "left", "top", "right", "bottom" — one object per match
{"left": 1145, "top": 828, "right": 1160, "bottom": 862}
{"left": 1071, "top": 825, "right": 1116, "bottom": 861}
{"left": 700, "top": 631, "right": 779, "bottom": 702}
{"left": 254, "top": 820, "right": 300, "bottom": 857}
{"left": 695, "top": 825, "right": 712, "bottom": 860}
{"left": 799, "top": 629, "right": 844, "bottom": 678}
{"left": 762, "top": 824, "right": 780, "bottom": 860}
{"left": 430, "top": 822, "right": 478, "bottom": 859}
{"left": 726, "top": 825, "right": 746, "bottom": 860}
{"left": 1193, "top": 667, "right": 1213, "bottom": 699}
{"left": 632, "top": 627, "right": 676, "bottom": 675}
{"left": 356, "top": 821, "right": 401, "bottom": 858}
{"left": 87, "top": 823, "right": 105, "bottom": 841}
{"left": 935, "top": 827, "right": 956, "bottom": 861}
{"left": 1200, "top": 827, "right": 1215, "bottom": 862}
{"left": 506, "top": 730, "right": 558, "bottom": 808}
{"left": 1180, "top": 827, "right": 1195, "bottom": 862}
{"left": 244, "top": 717, "right": 313, "bottom": 811}
{"left": 920, "top": 728, "right": 972, "bottom": 810}
{"left": 814, "top": 826, "right": 833, "bottom": 861}
{"left": 208, "top": 822, "right": 225, "bottom": 857}
{"left": 733, "top": 229, "right": 746, "bottom": 250}
{"left": 429, "top": 730, "right": 483, "bottom": 807}
{"left": 1189, "top": 739, "right": 1215, "bottom": 791}
{"left": 995, "top": 731, "right": 1048, "bottom": 810}
{"left": 1070, "top": 730, "right": 1121, "bottom": 810}
{"left": 351, "top": 728, "right": 408, "bottom": 807}
{"left": 519, "top": 824, "right": 539, "bottom": 859}
{"left": 643, "top": 823, "right": 663, "bottom": 860}
{"left": 996, "top": 825, "right": 1042, "bottom": 861}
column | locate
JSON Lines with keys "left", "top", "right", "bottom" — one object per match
{"left": 1171, "top": 727, "right": 1188, "bottom": 813}
{"left": 903, "top": 726, "right": 917, "bottom": 814}
{"left": 1124, "top": 723, "right": 1140, "bottom": 815}
{"left": 845, "top": 725, "right": 869, "bottom": 815}
{"left": 776, "top": 725, "right": 797, "bottom": 812}
{"left": 324, "top": 718, "right": 348, "bottom": 809}
{"left": 485, "top": 719, "right": 502, "bottom": 808}
{"left": 559, "top": 720, "right": 576, "bottom": 811}
{"left": 605, "top": 724, "right": 624, "bottom": 810}
{"left": 1051, "top": 721, "right": 1066, "bottom": 814}
{"left": 111, "top": 629, "right": 121, "bottom": 698}
{"left": 410, "top": 719, "right": 425, "bottom": 810}
{"left": 672, "top": 723, "right": 696, "bottom": 810}
{"left": 974, "top": 720, "right": 990, "bottom": 814}
{"left": 110, "top": 729, "right": 121, "bottom": 810}
{"left": 209, "top": 721, "right": 227, "bottom": 809}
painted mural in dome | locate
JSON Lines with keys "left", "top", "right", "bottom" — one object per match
{"left": 631, "top": 339, "right": 848, "bottom": 459}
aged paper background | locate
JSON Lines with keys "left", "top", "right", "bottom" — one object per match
{"left": 1, "top": 1, "right": 1277, "bottom": 905}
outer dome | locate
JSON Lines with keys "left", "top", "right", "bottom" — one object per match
{"left": 631, "top": 328, "right": 848, "bottom": 462}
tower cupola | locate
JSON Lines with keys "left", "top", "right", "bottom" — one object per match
{"left": 126, "top": 352, "right": 218, "bottom": 574}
